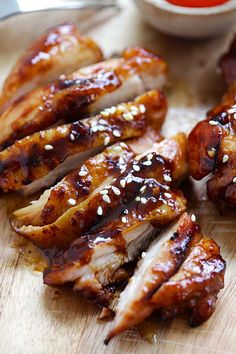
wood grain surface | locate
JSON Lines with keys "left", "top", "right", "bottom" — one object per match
{"left": 0, "top": 1, "right": 236, "bottom": 353}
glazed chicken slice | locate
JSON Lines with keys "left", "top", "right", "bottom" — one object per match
{"left": 13, "top": 142, "right": 135, "bottom": 226}
{"left": 0, "top": 90, "right": 166, "bottom": 194}
{"left": 0, "top": 47, "right": 167, "bottom": 150}
{"left": 188, "top": 35, "right": 236, "bottom": 210}
{"left": 12, "top": 133, "right": 188, "bottom": 249}
{"left": 12, "top": 131, "right": 185, "bottom": 228}
{"left": 106, "top": 214, "right": 225, "bottom": 343}
{"left": 43, "top": 183, "right": 186, "bottom": 305}
{"left": 0, "top": 22, "right": 103, "bottom": 114}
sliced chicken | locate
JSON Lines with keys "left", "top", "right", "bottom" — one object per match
{"left": 0, "top": 23, "right": 103, "bottom": 114}
{"left": 12, "top": 132, "right": 188, "bottom": 249}
{"left": 106, "top": 214, "right": 225, "bottom": 343}
{"left": 188, "top": 35, "right": 236, "bottom": 211}
{"left": 13, "top": 142, "right": 135, "bottom": 226}
{"left": 43, "top": 183, "right": 186, "bottom": 305}
{"left": 0, "top": 47, "right": 167, "bottom": 150}
{"left": 0, "top": 90, "right": 166, "bottom": 194}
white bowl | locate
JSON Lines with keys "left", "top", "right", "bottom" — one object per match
{"left": 134, "top": 0, "right": 236, "bottom": 38}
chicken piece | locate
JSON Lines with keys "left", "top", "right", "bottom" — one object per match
{"left": 43, "top": 183, "right": 186, "bottom": 305}
{"left": 188, "top": 35, "right": 236, "bottom": 211}
{"left": 0, "top": 23, "right": 103, "bottom": 114}
{"left": 0, "top": 47, "right": 167, "bottom": 150}
{"left": 13, "top": 142, "right": 135, "bottom": 226}
{"left": 12, "top": 137, "right": 187, "bottom": 249}
{"left": 1, "top": 90, "right": 165, "bottom": 195}
{"left": 106, "top": 214, "right": 225, "bottom": 343}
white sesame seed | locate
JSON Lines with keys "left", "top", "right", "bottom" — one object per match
{"left": 101, "top": 110, "right": 109, "bottom": 117}
{"left": 117, "top": 105, "right": 126, "bottom": 112}
{"left": 135, "top": 196, "right": 141, "bottom": 201}
{"left": 131, "top": 110, "right": 138, "bottom": 116}
{"left": 147, "top": 154, "right": 153, "bottom": 161}
{"left": 141, "top": 197, "right": 147, "bottom": 204}
{"left": 102, "top": 194, "right": 111, "bottom": 204}
{"left": 120, "top": 179, "right": 126, "bottom": 188}
{"left": 100, "top": 189, "right": 108, "bottom": 195}
{"left": 110, "top": 106, "right": 116, "bottom": 114}
{"left": 97, "top": 206, "right": 103, "bottom": 216}
{"left": 120, "top": 142, "right": 128, "bottom": 148}
{"left": 112, "top": 186, "right": 121, "bottom": 196}
{"left": 222, "top": 154, "right": 229, "bottom": 163}
{"left": 140, "top": 185, "right": 146, "bottom": 193}
{"left": 91, "top": 126, "right": 98, "bottom": 133}
{"left": 127, "top": 176, "right": 133, "bottom": 184}
{"left": 79, "top": 170, "right": 88, "bottom": 177}
{"left": 104, "top": 136, "right": 110, "bottom": 146}
{"left": 113, "top": 145, "right": 122, "bottom": 151}
{"left": 163, "top": 174, "right": 172, "bottom": 182}
{"left": 68, "top": 198, "right": 76, "bottom": 206}
{"left": 234, "top": 113, "right": 236, "bottom": 120}
{"left": 98, "top": 125, "right": 106, "bottom": 132}
{"left": 121, "top": 216, "right": 127, "bottom": 223}
{"left": 131, "top": 105, "right": 139, "bottom": 112}
{"left": 119, "top": 157, "right": 125, "bottom": 164}
{"left": 113, "top": 129, "right": 121, "bottom": 138}
{"left": 123, "top": 112, "right": 134, "bottom": 121}
{"left": 143, "top": 160, "right": 152, "bottom": 166}
{"left": 191, "top": 214, "right": 196, "bottom": 222}
{"left": 103, "top": 185, "right": 112, "bottom": 189}
{"left": 44, "top": 144, "right": 54, "bottom": 151}
{"left": 133, "top": 164, "right": 140, "bottom": 172}
{"left": 99, "top": 119, "right": 107, "bottom": 125}
{"left": 141, "top": 251, "right": 147, "bottom": 258}
{"left": 209, "top": 120, "right": 218, "bottom": 126}
{"left": 164, "top": 193, "right": 172, "bottom": 199}
{"left": 70, "top": 133, "right": 75, "bottom": 141}
{"left": 228, "top": 106, "right": 236, "bottom": 114}
{"left": 139, "top": 104, "right": 146, "bottom": 113}
{"left": 233, "top": 177, "right": 236, "bottom": 183}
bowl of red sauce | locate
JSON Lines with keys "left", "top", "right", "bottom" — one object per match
{"left": 134, "top": 0, "right": 236, "bottom": 38}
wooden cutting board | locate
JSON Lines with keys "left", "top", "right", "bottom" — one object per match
{"left": 0, "top": 1, "right": 236, "bottom": 353}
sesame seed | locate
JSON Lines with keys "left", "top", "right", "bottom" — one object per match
{"left": 44, "top": 144, "right": 54, "bottom": 151}
{"left": 104, "top": 136, "right": 110, "bottom": 146}
{"left": 133, "top": 164, "right": 140, "bottom": 172}
{"left": 228, "top": 106, "right": 236, "bottom": 114}
{"left": 120, "top": 179, "right": 126, "bottom": 188}
{"left": 126, "top": 176, "right": 133, "bottom": 184}
{"left": 91, "top": 126, "right": 98, "bottom": 133}
{"left": 112, "top": 186, "right": 121, "bottom": 196}
{"left": 139, "top": 104, "right": 146, "bottom": 113}
{"left": 98, "top": 125, "right": 106, "bottom": 132}
{"left": 79, "top": 170, "right": 88, "bottom": 177}
{"left": 135, "top": 196, "right": 141, "bottom": 201}
{"left": 222, "top": 154, "right": 229, "bottom": 163}
{"left": 191, "top": 214, "right": 196, "bottom": 222}
{"left": 209, "top": 120, "right": 218, "bottom": 126}
{"left": 103, "top": 185, "right": 112, "bottom": 189}
{"left": 119, "top": 157, "right": 125, "bottom": 164}
{"left": 141, "top": 197, "right": 147, "bottom": 204}
{"left": 68, "top": 198, "right": 76, "bottom": 206}
{"left": 163, "top": 174, "right": 172, "bottom": 182}
{"left": 117, "top": 105, "right": 126, "bottom": 112}
{"left": 113, "top": 129, "right": 121, "bottom": 138}
{"left": 120, "top": 142, "right": 128, "bottom": 148}
{"left": 113, "top": 145, "right": 122, "bottom": 151}
{"left": 102, "top": 194, "right": 111, "bottom": 204}
{"left": 233, "top": 177, "right": 236, "bottom": 183}
{"left": 121, "top": 216, "right": 127, "bottom": 223}
{"left": 147, "top": 153, "right": 153, "bottom": 161}
{"left": 140, "top": 185, "right": 146, "bottom": 193}
{"left": 100, "top": 189, "right": 108, "bottom": 195}
{"left": 70, "top": 133, "right": 75, "bottom": 141}
{"left": 164, "top": 193, "right": 172, "bottom": 199}
{"left": 123, "top": 112, "right": 134, "bottom": 121}
{"left": 99, "top": 119, "right": 107, "bottom": 125}
{"left": 131, "top": 105, "right": 139, "bottom": 112}
{"left": 110, "top": 106, "right": 116, "bottom": 114}
{"left": 101, "top": 110, "right": 109, "bottom": 117}
{"left": 97, "top": 206, "right": 103, "bottom": 216}
{"left": 143, "top": 160, "right": 152, "bottom": 166}
{"left": 234, "top": 113, "right": 236, "bottom": 120}
{"left": 141, "top": 252, "right": 147, "bottom": 258}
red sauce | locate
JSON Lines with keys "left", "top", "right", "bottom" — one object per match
{"left": 167, "top": 0, "right": 229, "bottom": 7}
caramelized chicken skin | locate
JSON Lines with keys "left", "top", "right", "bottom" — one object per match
{"left": 106, "top": 214, "right": 225, "bottom": 343}
{"left": 0, "top": 91, "right": 165, "bottom": 194}
{"left": 0, "top": 47, "right": 167, "bottom": 150}
{"left": 188, "top": 35, "right": 236, "bottom": 210}
{"left": 0, "top": 23, "right": 103, "bottom": 114}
